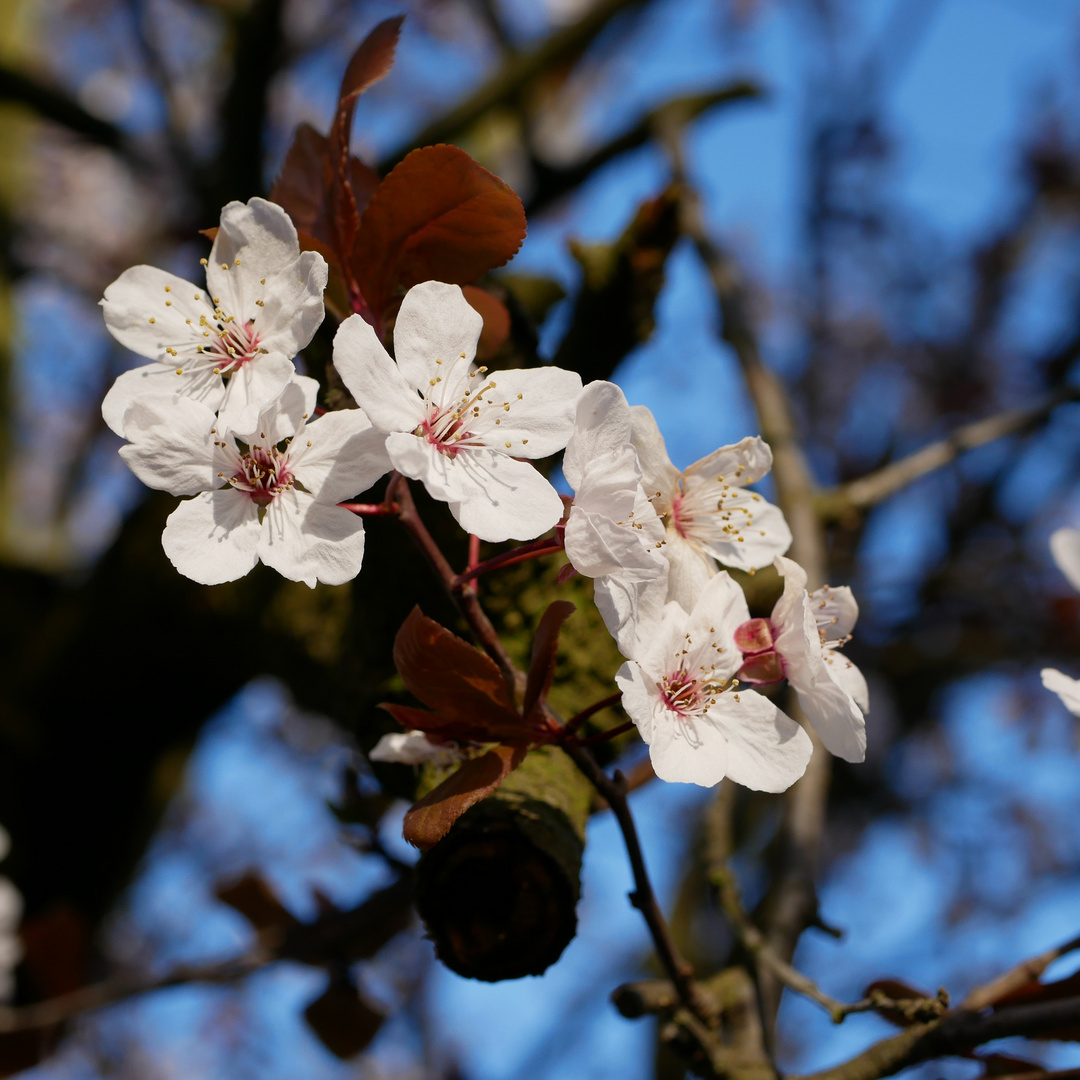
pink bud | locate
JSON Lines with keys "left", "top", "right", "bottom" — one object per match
{"left": 737, "top": 651, "right": 785, "bottom": 686}
{"left": 734, "top": 617, "right": 775, "bottom": 656}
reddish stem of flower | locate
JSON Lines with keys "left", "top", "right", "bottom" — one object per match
{"left": 467, "top": 534, "right": 481, "bottom": 573}
{"left": 563, "top": 691, "right": 624, "bottom": 736}
{"left": 453, "top": 537, "right": 565, "bottom": 587}
{"left": 392, "top": 476, "right": 518, "bottom": 696}
{"left": 567, "top": 720, "right": 635, "bottom": 747}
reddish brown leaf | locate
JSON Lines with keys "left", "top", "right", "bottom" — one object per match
{"left": 393, "top": 606, "right": 517, "bottom": 721}
{"left": 403, "top": 745, "right": 526, "bottom": 850}
{"left": 330, "top": 16, "right": 405, "bottom": 258}
{"left": 524, "top": 601, "right": 576, "bottom": 718}
{"left": 351, "top": 144, "right": 527, "bottom": 332}
{"left": 993, "top": 970, "right": 1080, "bottom": 1010}
{"left": 461, "top": 285, "right": 513, "bottom": 360}
{"left": 380, "top": 702, "right": 535, "bottom": 745}
{"left": 270, "top": 123, "right": 381, "bottom": 255}
{"left": 304, "top": 979, "right": 385, "bottom": 1058}
{"left": 216, "top": 871, "right": 300, "bottom": 934}
{"left": 974, "top": 1052, "right": 1049, "bottom": 1076}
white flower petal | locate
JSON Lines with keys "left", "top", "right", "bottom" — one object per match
{"left": 810, "top": 584, "right": 859, "bottom": 640}
{"left": 206, "top": 197, "right": 303, "bottom": 310}
{"left": 102, "top": 362, "right": 224, "bottom": 438}
{"left": 250, "top": 375, "right": 320, "bottom": 445}
{"left": 448, "top": 453, "right": 564, "bottom": 542}
{"left": 707, "top": 691, "right": 812, "bottom": 792}
{"left": 615, "top": 660, "right": 656, "bottom": 744}
{"left": 119, "top": 394, "right": 223, "bottom": 495}
{"left": 101, "top": 265, "right": 217, "bottom": 363}
{"left": 162, "top": 491, "right": 261, "bottom": 584}
{"left": 255, "top": 250, "right": 329, "bottom": 359}
{"left": 217, "top": 353, "right": 297, "bottom": 437}
{"left": 684, "top": 436, "right": 774, "bottom": 488}
{"left": 258, "top": 489, "right": 366, "bottom": 587}
{"left": 823, "top": 651, "right": 869, "bottom": 713}
{"left": 370, "top": 731, "right": 462, "bottom": 766}
{"left": 647, "top": 703, "right": 731, "bottom": 787}
{"left": 792, "top": 670, "right": 867, "bottom": 762}
{"left": 664, "top": 531, "right": 716, "bottom": 612}
{"left": 473, "top": 366, "right": 583, "bottom": 459}
{"left": 391, "top": 280, "right": 482, "bottom": 395}
{"left": 1042, "top": 668, "right": 1080, "bottom": 717}
{"left": 595, "top": 571, "right": 669, "bottom": 658}
{"left": 292, "top": 409, "right": 392, "bottom": 504}
{"left": 1050, "top": 527, "right": 1080, "bottom": 593}
{"left": 333, "top": 314, "right": 425, "bottom": 432}
{"left": 565, "top": 505, "right": 663, "bottom": 581}
{"left": 629, "top": 405, "right": 679, "bottom": 513}
{"left": 691, "top": 492, "right": 792, "bottom": 572}
{"left": 563, "top": 381, "right": 634, "bottom": 492}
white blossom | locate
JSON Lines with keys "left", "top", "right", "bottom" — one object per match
{"left": 119, "top": 378, "right": 391, "bottom": 587}
{"left": 332, "top": 281, "right": 582, "bottom": 543}
{"left": 0, "top": 827, "right": 22, "bottom": 1003}
{"left": 615, "top": 572, "right": 813, "bottom": 790}
{"left": 102, "top": 198, "right": 328, "bottom": 438}
{"left": 630, "top": 406, "right": 792, "bottom": 610}
{"left": 1042, "top": 528, "right": 1080, "bottom": 715}
{"left": 369, "top": 731, "right": 465, "bottom": 766}
{"left": 734, "top": 557, "right": 867, "bottom": 763}
{"left": 563, "top": 381, "right": 666, "bottom": 581}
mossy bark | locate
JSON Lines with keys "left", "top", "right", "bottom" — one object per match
{"left": 414, "top": 745, "right": 592, "bottom": 981}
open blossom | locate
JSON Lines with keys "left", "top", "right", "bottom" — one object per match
{"left": 102, "top": 198, "right": 328, "bottom": 438}
{"left": 615, "top": 572, "right": 813, "bottom": 790}
{"left": 734, "top": 556, "right": 867, "bottom": 763}
{"left": 1041, "top": 527, "right": 1080, "bottom": 715}
{"left": 630, "top": 407, "right": 792, "bottom": 609}
{"left": 332, "top": 280, "right": 582, "bottom": 543}
{"left": 563, "top": 381, "right": 666, "bottom": 582}
{"left": 119, "top": 378, "right": 391, "bottom": 587}
{"left": 369, "top": 730, "right": 465, "bottom": 767}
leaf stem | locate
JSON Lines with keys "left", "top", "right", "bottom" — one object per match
{"left": 454, "top": 537, "right": 565, "bottom": 587}
{"left": 563, "top": 691, "right": 624, "bottom": 735}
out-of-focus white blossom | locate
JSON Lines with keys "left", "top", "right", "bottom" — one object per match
{"left": 101, "top": 198, "right": 327, "bottom": 438}
{"left": 1042, "top": 528, "right": 1080, "bottom": 715}
{"left": 369, "top": 731, "right": 465, "bottom": 766}
{"left": 0, "top": 826, "right": 22, "bottom": 1002}
{"left": 332, "top": 281, "right": 582, "bottom": 543}
{"left": 119, "top": 378, "right": 390, "bottom": 587}
{"left": 614, "top": 572, "right": 812, "bottom": 790}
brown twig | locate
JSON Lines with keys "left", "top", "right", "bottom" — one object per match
{"left": 392, "top": 476, "right": 518, "bottom": 694}
{"left": 452, "top": 536, "right": 565, "bottom": 586}
{"left": 564, "top": 744, "right": 709, "bottom": 1020}
{"left": 817, "top": 388, "right": 1080, "bottom": 521}
{"left": 963, "top": 931, "right": 1080, "bottom": 1011}
{"left": 564, "top": 691, "right": 624, "bottom": 735}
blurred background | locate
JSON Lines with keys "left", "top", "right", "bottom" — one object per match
{"left": 2, "top": 0, "right": 1080, "bottom": 1077}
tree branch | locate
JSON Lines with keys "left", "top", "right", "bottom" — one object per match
{"left": 380, "top": 0, "right": 646, "bottom": 167}
{"left": 817, "top": 387, "right": 1080, "bottom": 521}
{"left": 791, "top": 996, "right": 1080, "bottom": 1080}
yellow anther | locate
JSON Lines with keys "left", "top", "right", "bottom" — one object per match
{"left": 194, "top": 293, "right": 201, "bottom": 300}
{"left": 149, "top": 317, "right": 156, "bottom": 324}
{"left": 175, "top": 368, "right": 183, "bottom": 375}
{"left": 235, "top": 258, "right": 241, "bottom": 265}
{"left": 505, "top": 441, "right": 512, "bottom": 448}
{"left": 307, "top": 440, "right": 312, "bottom": 447}
{"left": 213, "top": 367, "right": 221, "bottom": 375}
{"left": 164, "top": 285, "right": 171, "bottom": 292}
{"left": 200, "top": 258, "right": 208, "bottom": 265}
{"left": 260, "top": 278, "right": 265, "bottom": 285}
{"left": 165, "top": 300, "right": 172, "bottom": 307}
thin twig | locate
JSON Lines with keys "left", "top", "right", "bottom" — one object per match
{"left": 453, "top": 537, "right": 564, "bottom": 586}
{"left": 564, "top": 744, "right": 709, "bottom": 1020}
{"left": 339, "top": 501, "right": 399, "bottom": 516}
{"left": 564, "top": 691, "right": 624, "bottom": 735}
{"left": 963, "top": 931, "right": 1080, "bottom": 1011}
{"left": 817, "top": 388, "right": 1080, "bottom": 521}
{"left": 392, "top": 476, "right": 518, "bottom": 694}
{"left": 568, "top": 719, "right": 635, "bottom": 747}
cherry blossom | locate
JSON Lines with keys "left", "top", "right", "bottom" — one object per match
{"left": 615, "top": 572, "right": 813, "bottom": 790}
{"left": 630, "top": 407, "right": 792, "bottom": 609}
{"left": 101, "top": 198, "right": 328, "bottom": 438}
{"left": 0, "top": 827, "right": 21, "bottom": 1002}
{"left": 119, "top": 378, "right": 391, "bottom": 587}
{"left": 1041, "top": 527, "right": 1080, "bottom": 715}
{"left": 563, "top": 380, "right": 666, "bottom": 582}
{"left": 332, "top": 280, "right": 582, "bottom": 543}
{"left": 369, "top": 730, "right": 465, "bottom": 766}
{"left": 734, "top": 556, "right": 866, "bottom": 763}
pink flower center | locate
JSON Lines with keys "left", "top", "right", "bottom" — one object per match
{"left": 670, "top": 492, "right": 689, "bottom": 539}
{"left": 660, "top": 667, "right": 705, "bottom": 717}
{"left": 734, "top": 617, "right": 786, "bottom": 685}
{"left": 210, "top": 319, "right": 262, "bottom": 372}
{"left": 420, "top": 412, "right": 472, "bottom": 458}
{"left": 230, "top": 445, "right": 294, "bottom": 506}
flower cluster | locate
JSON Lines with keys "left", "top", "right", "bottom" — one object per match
{"left": 103, "top": 200, "right": 869, "bottom": 791}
